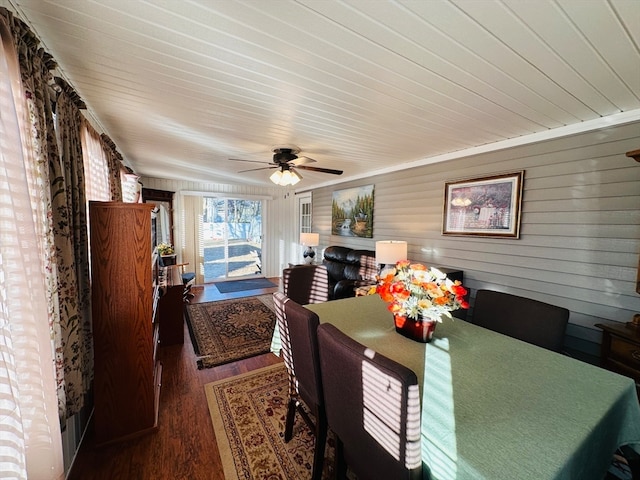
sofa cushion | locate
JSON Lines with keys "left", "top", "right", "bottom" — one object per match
{"left": 323, "top": 246, "right": 353, "bottom": 283}
{"left": 343, "top": 264, "right": 362, "bottom": 281}
{"left": 325, "top": 261, "right": 347, "bottom": 283}
{"left": 323, "top": 246, "right": 353, "bottom": 263}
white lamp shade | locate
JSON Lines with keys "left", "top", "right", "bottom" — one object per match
{"left": 300, "top": 232, "right": 320, "bottom": 246}
{"left": 375, "top": 240, "right": 407, "bottom": 264}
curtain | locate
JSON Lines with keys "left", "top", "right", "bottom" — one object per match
{"left": 80, "top": 117, "right": 111, "bottom": 201}
{"left": 0, "top": 8, "right": 64, "bottom": 479}
{"left": 182, "top": 195, "right": 205, "bottom": 284}
{"left": 2, "top": 0, "right": 95, "bottom": 424}
{"left": 54, "top": 78, "right": 93, "bottom": 419}
{"left": 100, "top": 134, "right": 123, "bottom": 200}
{"left": 14, "top": 21, "right": 92, "bottom": 424}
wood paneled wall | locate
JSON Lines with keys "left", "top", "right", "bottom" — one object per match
{"left": 310, "top": 122, "right": 640, "bottom": 360}
{"left": 142, "top": 122, "right": 639, "bottom": 360}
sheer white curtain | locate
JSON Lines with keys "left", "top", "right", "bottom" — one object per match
{"left": 0, "top": 15, "right": 64, "bottom": 480}
{"left": 80, "top": 117, "right": 111, "bottom": 202}
{"left": 181, "top": 195, "right": 204, "bottom": 284}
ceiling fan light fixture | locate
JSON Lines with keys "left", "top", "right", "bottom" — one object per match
{"left": 290, "top": 169, "right": 302, "bottom": 185}
{"left": 270, "top": 166, "right": 302, "bottom": 186}
{"left": 269, "top": 169, "right": 283, "bottom": 184}
{"left": 280, "top": 169, "right": 293, "bottom": 184}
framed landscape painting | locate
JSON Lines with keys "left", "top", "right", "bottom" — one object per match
{"left": 331, "top": 185, "right": 374, "bottom": 238}
{"left": 443, "top": 171, "right": 524, "bottom": 238}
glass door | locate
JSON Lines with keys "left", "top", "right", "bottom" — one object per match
{"left": 202, "top": 197, "right": 263, "bottom": 282}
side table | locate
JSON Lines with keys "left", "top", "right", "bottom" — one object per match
{"left": 595, "top": 320, "right": 640, "bottom": 400}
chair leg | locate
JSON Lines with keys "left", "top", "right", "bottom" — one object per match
{"left": 335, "top": 437, "right": 347, "bottom": 480}
{"left": 311, "top": 409, "right": 327, "bottom": 480}
{"left": 284, "top": 397, "right": 297, "bottom": 442}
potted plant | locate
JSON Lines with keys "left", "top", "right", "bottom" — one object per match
{"left": 156, "top": 242, "right": 176, "bottom": 265}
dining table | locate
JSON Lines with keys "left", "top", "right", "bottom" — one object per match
{"left": 274, "top": 294, "right": 640, "bottom": 480}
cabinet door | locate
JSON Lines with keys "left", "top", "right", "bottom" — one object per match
{"left": 90, "top": 201, "right": 158, "bottom": 445}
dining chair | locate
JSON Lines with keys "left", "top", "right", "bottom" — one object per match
{"left": 317, "top": 323, "right": 422, "bottom": 480}
{"left": 272, "top": 292, "right": 327, "bottom": 480}
{"left": 282, "top": 265, "right": 330, "bottom": 305}
{"left": 472, "top": 289, "right": 570, "bottom": 352}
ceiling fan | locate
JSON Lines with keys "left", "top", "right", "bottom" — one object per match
{"left": 229, "top": 146, "right": 343, "bottom": 185}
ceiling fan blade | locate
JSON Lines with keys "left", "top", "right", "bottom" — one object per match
{"left": 296, "top": 165, "right": 343, "bottom": 175}
{"left": 290, "top": 156, "right": 316, "bottom": 166}
{"left": 237, "top": 166, "right": 278, "bottom": 173}
{"left": 229, "top": 158, "right": 272, "bottom": 165}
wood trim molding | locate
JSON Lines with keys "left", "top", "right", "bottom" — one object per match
{"left": 633, "top": 148, "right": 640, "bottom": 294}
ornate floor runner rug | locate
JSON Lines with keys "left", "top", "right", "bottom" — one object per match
{"left": 205, "top": 363, "right": 336, "bottom": 480}
{"left": 185, "top": 295, "right": 276, "bottom": 368}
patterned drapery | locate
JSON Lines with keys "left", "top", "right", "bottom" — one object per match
{"left": 1, "top": 7, "right": 92, "bottom": 422}
{"left": 0, "top": 8, "right": 64, "bottom": 479}
{"left": 54, "top": 82, "right": 93, "bottom": 417}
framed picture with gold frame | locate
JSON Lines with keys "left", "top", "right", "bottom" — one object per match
{"left": 443, "top": 171, "right": 524, "bottom": 238}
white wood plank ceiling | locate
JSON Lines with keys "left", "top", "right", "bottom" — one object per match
{"left": 6, "top": 0, "right": 640, "bottom": 188}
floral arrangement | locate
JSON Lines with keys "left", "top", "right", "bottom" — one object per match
{"left": 376, "top": 261, "right": 469, "bottom": 321}
{"left": 156, "top": 242, "right": 174, "bottom": 256}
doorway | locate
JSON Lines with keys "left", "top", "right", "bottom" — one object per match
{"left": 202, "top": 197, "right": 263, "bottom": 282}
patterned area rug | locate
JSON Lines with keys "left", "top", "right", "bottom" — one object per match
{"left": 205, "top": 363, "right": 336, "bottom": 479}
{"left": 214, "top": 278, "right": 277, "bottom": 293}
{"left": 185, "top": 295, "right": 276, "bottom": 369}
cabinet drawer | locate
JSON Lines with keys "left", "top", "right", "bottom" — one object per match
{"left": 610, "top": 336, "right": 640, "bottom": 371}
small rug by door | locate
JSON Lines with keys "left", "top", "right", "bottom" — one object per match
{"left": 214, "top": 278, "right": 277, "bottom": 293}
{"left": 185, "top": 295, "right": 276, "bottom": 369}
{"left": 205, "top": 363, "right": 336, "bottom": 479}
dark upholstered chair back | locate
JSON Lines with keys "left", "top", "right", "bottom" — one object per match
{"left": 283, "top": 297, "right": 324, "bottom": 409}
{"left": 273, "top": 292, "right": 327, "bottom": 480}
{"left": 317, "top": 323, "right": 422, "bottom": 480}
{"left": 282, "top": 265, "right": 330, "bottom": 305}
{"left": 346, "top": 249, "right": 378, "bottom": 282}
{"left": 472, "top": 289, "right": 569, "bottom": 352}
{"left": 273, "top": 292, "right": 295, "bottom": 379}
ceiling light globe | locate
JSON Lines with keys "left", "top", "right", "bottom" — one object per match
{"left": 270, "top": 170, "right": 283, "bottom": 184}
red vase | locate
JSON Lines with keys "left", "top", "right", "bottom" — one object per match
{"left": 394, "top": 314, "right": 437, "bottom": 343}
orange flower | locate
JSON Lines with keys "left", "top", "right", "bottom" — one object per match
{"left": 434, "top": 296, "right": 450, "bottom": 306}
{"left": 451, "top": 284, "right": 468, "bottom": 297}
{"left": 374, "top": 261, "right": 468, "bottom": 321}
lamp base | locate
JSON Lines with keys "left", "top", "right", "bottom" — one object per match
{"left": 303, "top": 246, "right": 316, "bottom": 264}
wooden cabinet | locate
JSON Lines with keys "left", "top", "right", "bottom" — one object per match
{"left": 595, "top": 321, "right": 640, "bottom": 400}
{"left": 89, "top": 201, "right": 161, "bottom": 445}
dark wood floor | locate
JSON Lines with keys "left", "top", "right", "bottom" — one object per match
{"left": 67, "top": 279, "right": 282, "bottom": 480}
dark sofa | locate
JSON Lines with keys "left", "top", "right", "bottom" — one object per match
{"left": 322, "top": 246, "right": 378, "bottom": 299}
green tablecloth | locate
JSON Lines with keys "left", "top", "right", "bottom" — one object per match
{"left": 299, "top": 295, "right": 640, "bottom": 480}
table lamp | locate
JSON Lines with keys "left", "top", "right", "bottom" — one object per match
{"left": 300, "top": 232, "right": 320, "bottom": 264}
{"left": 375, "top": 240, "right": 408, "bottom": 276}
